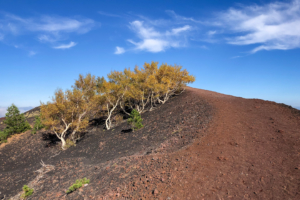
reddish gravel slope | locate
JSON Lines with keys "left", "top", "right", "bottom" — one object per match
{"left": 110, "top": 87, "right": 300, "bottom": 199}
{"left": 1, "top": 87, "right": 300, "bottom": 200}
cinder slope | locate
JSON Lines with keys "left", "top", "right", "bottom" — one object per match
{"left": 1, "top": 87, "right": 300, "bottom": 200}
{"left": 109, "top": 87, "right": 300, "bottom": 199}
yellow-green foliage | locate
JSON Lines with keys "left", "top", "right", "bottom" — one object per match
{"left": 65, "top": 139, "right": 76, "bottom": 148}
{"left": 21, "top": 185, "right": 34, "bottom": 199}
{"left": 66, "top": 178, "right": 90, "bottom": 194}
{"left": 40, "top": 62, "right": 195, "bottom": 145}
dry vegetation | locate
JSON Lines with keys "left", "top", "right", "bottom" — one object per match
{"left": 40, "top": 61, "right": 195, "bottom": 150}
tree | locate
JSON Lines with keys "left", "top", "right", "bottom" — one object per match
{"left": 70, "top": 74, "right": 98, "bottom": 142}
{"left": 41, "top": 74, "right": 99, "bottom": 149}
{"left": 156, "top": 63, "right": 195, "bottom": 104}
{"left": 3, "top": 104, "right": 31, "bottom": 136}
{"left": 32, "top": 115, "right": 44, "bottom": 134}
{"left": 143, "top": 61, "right": 163, "bottom": 111}
{"left": 127, "top": 109, "right": 144, "bottom": 131}
{"left": 41, "top": 89, "right": 72, "bottom": 150}
{"left": 97, "top": 71, "right": 129, "bottom": 130}
{"left": 119, "top": 67, "right": 151, "bottom": 115}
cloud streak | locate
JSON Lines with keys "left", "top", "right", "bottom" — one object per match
{"left": 53, "top": 41, "right": 77, "bottom": 49}
{"left": 0, "top": 13, "right": 95, "bottom": 49}
{"left": 114, "top": 46, "right": 125, "bottom": 54}
{"left": 217, "top": 0, "right": 300, "bottom": 53}
{"left": 118, "top": 20, "right": 192, "bottom": 53}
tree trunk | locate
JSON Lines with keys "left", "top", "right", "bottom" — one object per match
{"left": 61, "top": 137, "right": 67, "bottom": 150}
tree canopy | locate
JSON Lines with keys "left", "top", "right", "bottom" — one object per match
{"left": 40, "top": 62, "right": 195, "bottom": 149}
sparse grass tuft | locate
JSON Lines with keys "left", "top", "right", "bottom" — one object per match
{"left": 21, "top": 185, "right": 34, "bottom": 199}
{"left": 66, "top": 178, "right": 90, "bottom": 194}
{"left": 65, "top": 139, "right": 76, "bottom": 149}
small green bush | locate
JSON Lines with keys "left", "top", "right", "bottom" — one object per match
{"left": 66, "top": 178, "right": 90, "bottom": 194}
{"left": 31, "top": 115, "right": 44, "bottom": 134}
{"left": 2, "top": 104, "right": 31, "bottom": 138}
{"left": 0, "top": 130, "right": 9, "bottom": 144}
{"left": 21, "top": 185, "right": 34, "bottom": 199}
{"left": 127, "top": 109, "right": 144, "bottom": 131}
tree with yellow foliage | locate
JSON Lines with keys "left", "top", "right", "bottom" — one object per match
{"left": 41, "top": 89, "right": 74, "bottom": 150}
{"left": 97, "top": 70, "right": 129, "bottom": 130}
{"left": 41, "top": 74, "right": 98, "bottom": 149}
{"left": 70, "top": 74, "right": 98, "bottom": 142}
{"left": 120, "top": 66, "right": 152, "bottom": 115}
{"left": 156, "top": 63, "right": 195, "bottom": 104}
{"left": 143, "top": 61, "right": 164, "bottom": 111}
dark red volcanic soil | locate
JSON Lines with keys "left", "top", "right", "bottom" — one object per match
{"left": 1, "top": 87, "right": 300, "bottom": 200}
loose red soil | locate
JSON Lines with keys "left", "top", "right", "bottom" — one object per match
{"left": 1, "top": 87, "right": 300, "bottom": 199}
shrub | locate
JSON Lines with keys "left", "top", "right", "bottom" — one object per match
{"left": 32, "top": 115, "right": 44, "bottom": 134}
{"left": 0, "top": 130, "right": 9, "bottom": 144}
{"left": 114, "top": 114, "right": 123, "bottom": 125}
{"left": 66, "top": 178, "right": 90, "bottom": 194}
{"left": 21, "top": 185, "right": 34, "bottom": 199}
{"left": 127, "top": 109, "right": 144, "bottom": 131}
{"left": 65, "top": 138, "right": 76, "bottom": 149}
{"left": 3, "top": 104, "right": 31, "bottom": 137}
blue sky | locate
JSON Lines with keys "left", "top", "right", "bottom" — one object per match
{"left": 0, "top": 0, "right": 300, "bottom": 117}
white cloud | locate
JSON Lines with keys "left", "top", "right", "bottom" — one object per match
{"left": 165, "top": 10, "right": 203, "bottom": 23}
{"left": 124, "top": 20, "right": 191, "bottom": 53}
{"left": 128, "top": 38, "right": 171, "bottom": 53}
{"left": 0, "top": 13, "right": 95, "bottom": 45}
{"left": 218, "top": 0, "right": 300, "bottom": 53}
{"left": 167, "top": 25, "right": 191, "bottom": 35}
{"left": 53, "top": 41, "right": 77, "bottom": 49}
{"left": 38, "top": 34, "right": 60, "bottom": 43}
{"left": 130, "top": 21, "right": 161, "bottom": 39}
{"left": 2, "top": 14, "right": 95, "bottom": 35}
{"left": 114, "top": 46, "right": 125, "bottom": 54}
{"left": 28, "top": 51, "right": 37, "bottom": 56}
{"left": 207, "top": 30, "right": 217, "bottom": 36}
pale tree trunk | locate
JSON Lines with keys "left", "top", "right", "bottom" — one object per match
{"left": 120, "top": 101, "right": 131, "bottom": 116}
{"left": 53, "top": 119, "right": 71, "bottom": 150}
{"left": 61, "top": 137, "right": 66, "bottom": 150}
{"left": 105, "top": 99, "right": 119, "bottom": 130}
{"left": 71, "top": 111, "right": 87, "bottom": 143}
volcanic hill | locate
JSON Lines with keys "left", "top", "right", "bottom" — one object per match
{"left": 0, "top": 87, "right": 299, "bottom": 199}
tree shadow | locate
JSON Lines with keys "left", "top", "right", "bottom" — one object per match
{"left": 121, "top": 129, "right": 132, "bottom": 134}
{"left": 90, "top": 116, "right": 106, "bottom": 127}
{"left": 42, "top": 132, "right": 60, "bottom": 147}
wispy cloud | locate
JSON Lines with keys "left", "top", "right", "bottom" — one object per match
{"left": 217, "top": 0, "right": 300, "bottom": 53}
{"left": 28, "top": 51, "right": 37, "bottom": 56}
{"left": 98, "top": 11, "right": 121, "bottom": 18}
{"left": 207, "top": 30, "right": 217, "bottom": 36}
{"left": 1, "top": 13, "right": 95, "bottom": 35}
{"left": 165, "top": 10, "right": 203, "bottom": 23}
{"left": 121, "top": 20, "right": 192, "bottom": 53}
{"left": 0, "top": 13, "right": 95, "bottom": 47}
{"left": 114, "top": 46, "right": 125, "bottom": 54}
{"left": 53, "top": 41, "right": 77, "bottom": 49}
